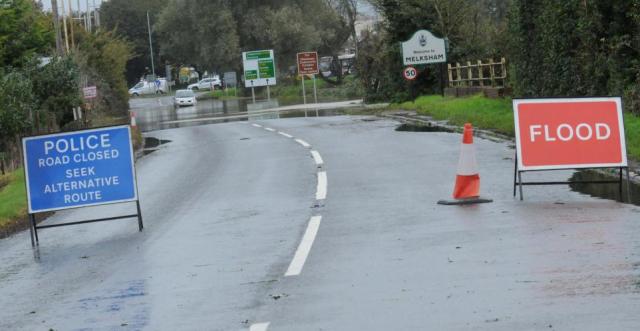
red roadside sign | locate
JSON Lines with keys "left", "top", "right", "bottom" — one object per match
{"left": 83, "top": 86, "right": 97, "bottom": 100}
{"left": 513, "top": 97, "right": 627, "bottom": 171}
{"left": 297, "top": 52, "right": 319, "bottom": 75}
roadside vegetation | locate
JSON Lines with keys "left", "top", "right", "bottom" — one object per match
{"left": 0, "top": 169, "right": 26, "bottom": 233}
{"left": 396, "top": 94, "right": 640, "bottom": 161}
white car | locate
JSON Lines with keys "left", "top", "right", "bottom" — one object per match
{"left": 129, "top": 79, "right": 168, "bottom": 96}
{"left": 174, "top": 89, "right": 197, "bottom": 107}
{"left": 188, "top": 77, "right": 222, "bottom": 90}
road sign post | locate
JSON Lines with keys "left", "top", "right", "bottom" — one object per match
{"left": 22, "top": 125, "right": 143, "bottom": 246}
{"left": 512, "top": 97, "right": 630, "bottom": 201}
{"left": 297, "top": 52, "right": 319, "bottom": 111}
{"left": 243, "top": 50, "right": 277, "bottom": 103}
{"left": 401, "top": 30, "right": 447, "bottom": 95}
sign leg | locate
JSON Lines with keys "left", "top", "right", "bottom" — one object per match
{"left": 251, "top": 87, "right": 256, "bottom": 104}
{"left": 31, "top": 214, "right": 39, "bottom": 245}
{"left": 28, "top": 214, "right": 35, "bottom": 247}
{"left": 301, "top": 75, "right": 307, "bottom": 105}
{"left": 267, "top": 85, "right": 271, "bottom": 101}
{"left": 313, "top": 75, "right": 319, "bottom": 117}
{"left": 619, "top": 167, "right": 624, "bottom": 202}
{"left": 518, "top": 171, "right": 524, "bottom": 201}
{"left": 136, "top": 200, "right": 144, "bottom": 231}
{"left": 626, "top": 167, "right": 632, "bottom": 203}
{"left": 513, "top": 155, "right": 518, "bottom": 197}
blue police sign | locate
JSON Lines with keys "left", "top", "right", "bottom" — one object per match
{"left": 23, "top": 126, "right": 138, "bottom": 213}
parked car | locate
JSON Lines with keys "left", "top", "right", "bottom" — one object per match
{"left": 174, "top": 89, "right": 197, "bottom": 107}
{"left": 188, "top": 77, "right": 222, "bottom": 90}
{"left": 129, "top": 78, "right": 168, "bottom": 96}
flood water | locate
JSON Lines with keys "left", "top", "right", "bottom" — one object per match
{"left": 395, "top": 123, "right": 454, "bottom": 133}
{"left": 131, "top": 94, "right": 353, "bottom": 133}
{"left": 569, "top": 169, "right": 640, "bottom": 205}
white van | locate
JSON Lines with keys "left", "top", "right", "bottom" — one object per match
{"left": 129, "top": 78, "right": 168, "bottom": 96}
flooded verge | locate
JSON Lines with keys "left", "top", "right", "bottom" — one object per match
{"left": 395, "top": 123, "right": 454, "bottom": 133}
{"left": 569, "top": 169, "right": 640, "bottom": 205}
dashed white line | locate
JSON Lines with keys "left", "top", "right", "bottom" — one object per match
{"left": 310, "top": 150, "right": 324, "bottom": 166}
{"left": 278, "top": 131, "right": 293, "bottom": 138}
{"left": 295, "top": 139, "right": 311, "bottom": 148}
{"left": 250, "top": 322, "right": 270, "bottom": 331}
{"left": 285, "top": 216, "right": 323, "bottom": 277}
{"left": 252, "top": 123, "right": 263, "bottom": 128}
{"left": 265, "top": 127, "right": 276, "bottom": 132}
{"left": 316, "top": 171, "right": 327, "bottom": 200}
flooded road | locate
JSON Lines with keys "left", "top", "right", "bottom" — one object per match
{"left": 130, "top": 94, "right": 362, "bottom": 132}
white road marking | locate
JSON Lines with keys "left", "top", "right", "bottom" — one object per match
{"left": 316, "top": 171, "right": 327, "bottom": 200}
{"left": 250, "top": 322, "right": 270, "bottom": 331}
{"left": 278, "top": 131, "right": 293, "bottom": 138}
{"left": 310, "top": 150, "right": 324, "bottom": 165}
{"left": 252, "top": 123, "right": 263, "bottom": 128}
{"left": 265, "top": 127, "right": 276, "bottom": 132}
{"left": 285, "top": 216, "right": 322, "bottom": 276}
{"left": 295, "top": 139, "right": 311, "bottom": 148}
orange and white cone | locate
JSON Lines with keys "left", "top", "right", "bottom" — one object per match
{"left": 130, "top": 111, "right": 137, "bottom": 128}
{"left": 438, "top": 123, "right": 492, "bottom": 205}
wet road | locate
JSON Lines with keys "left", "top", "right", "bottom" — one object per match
{"left": 1, "top": 101, "right": 640, "bottom": 329}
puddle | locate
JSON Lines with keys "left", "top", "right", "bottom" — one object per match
{"left": 144, "top": 137, "right": 171, "bottom": 149}
{"left": 569, "top": 170, "right": 640, "bottom": 205}
{"left": 395, "top": 123, "right": 454, "bottom": 133}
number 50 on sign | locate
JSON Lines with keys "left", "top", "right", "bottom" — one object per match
{"left": 403, "top": 66, "right": 418, "bottom": 80}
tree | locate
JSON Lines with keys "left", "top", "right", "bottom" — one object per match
{"left": 24, "top": 56, "right": 81, "bottom": 130}
{"left": 100, "top": 0, "right": 168, "bottom": 84}
{"left": 74, "top": 29, "right": 134, "bottom": 117}
{"left": 0, "top": 0, "right": 53, "bottom": 67}
{"left": 156, "top": 0, "right": 240, "bottom": 74}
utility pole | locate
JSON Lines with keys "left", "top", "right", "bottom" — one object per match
{"left": 92, "top": 0, "right": 99, "bottom": 28}
{"left": 86, "top": 0, "right": 92, "bottom": 32}
{"left": 61, "top": 0, "right": 70, "bottom": 53}
{"left": 147, "top": 11, "right": 155, "bottom": 76}
{"left": 51, "top": 0, "right": 64, "bottom": 55}
{"left": 67, "top": 0, "right": 75, "bottom": 48}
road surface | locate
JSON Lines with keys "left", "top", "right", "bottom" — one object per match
{"left": 1, "top": 114, "right": 639, "bottom": 330}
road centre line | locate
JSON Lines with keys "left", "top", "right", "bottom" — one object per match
{"left": 278, "top": 131, "right": 294, "bottom": 138}
{"left": 316, "top": 171, "right": 327, "bottom": 200}
{"left": 249, "top": 322, "right": 270, "bottom": 331}
{"left": 265, "top": 127, "right": 276, "bottom": 132}
{"left": 285, "top": 216, "right": 323, "bottom": 276}
{"left": 295, "top": 139, "right": 311, "bottom": 148}
{"left": 310, "top": 150, "right": 324, "bottom": 165}
{"left": 252, "top": 123, "right": 263, "bottom": 128}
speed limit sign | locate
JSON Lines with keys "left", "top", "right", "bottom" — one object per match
{"left": 403, "top": 66, "right": 418, "bottom": 80}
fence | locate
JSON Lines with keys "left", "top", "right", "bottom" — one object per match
{"left": 448, "top": 58, "right": 507, "bottom": 88}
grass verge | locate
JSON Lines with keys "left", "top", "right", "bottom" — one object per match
{"left": 0, "top": 169, "right": 27, "bottom": 227}
{"left": 395, "top": 94, "right": 640, "bottom": 160}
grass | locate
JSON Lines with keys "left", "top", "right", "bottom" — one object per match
{"left": 396, "top": 94, "right": 514, "bottom": 135}
{"left": 395, "top": 94, "right": 640, "bottom": 160}
{"left": 197, "top": 88, "right": 241, "bottom": 101}
{"left": 0, "top": 169, "right": 27, "bottom": 226}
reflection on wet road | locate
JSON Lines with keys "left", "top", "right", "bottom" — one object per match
{"left": 130, "top": 95, "right": 362, "bottom": 132}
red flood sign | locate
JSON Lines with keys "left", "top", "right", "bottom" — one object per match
{"left": 513, "top": 97, "right": 627, "bottom": 171}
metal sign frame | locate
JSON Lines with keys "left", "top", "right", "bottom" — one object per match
{"left": 512, "top": 97, "right": 631, "bottom": 201}
{"left": 22, "top": 125, "right": 143, "bottom": 247}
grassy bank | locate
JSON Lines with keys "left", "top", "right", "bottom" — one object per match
{"left": 0, "top": 169, "right": 26, "bottom": 226}
{"left": 395, "top": 94, "right": 640, "bottom": 160}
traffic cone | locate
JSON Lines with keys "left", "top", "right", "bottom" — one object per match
{"left": 438, "top": 123, "right": 492, "bottom": 205}
{"left": 130, "top": 111, "right": 137, "bottom": 128}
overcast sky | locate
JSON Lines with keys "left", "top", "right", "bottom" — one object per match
{"left": 40, "top": 0, "right": 375, "bottom": 16}
{"left": 39, "top": 0, "right": 104, "bottom": 12}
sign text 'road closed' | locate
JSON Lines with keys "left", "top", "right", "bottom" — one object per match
{"left": 513, "top": 97, "right": 627, "bottom": 171}
{"left": 23, "top": 126, "right": 138, "bottom": 213}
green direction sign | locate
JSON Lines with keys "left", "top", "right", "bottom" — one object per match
{"left": 258, "top": 59, "right": 275, "bottom": 79}
{"left": 243, "top": 49, "right": 277, "bottom": 87}
{"left": 246, "top": 50, "right": 272, "bottom": 60}
{"left": 245, "top": 70, "right": 258, "bottom": 80}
